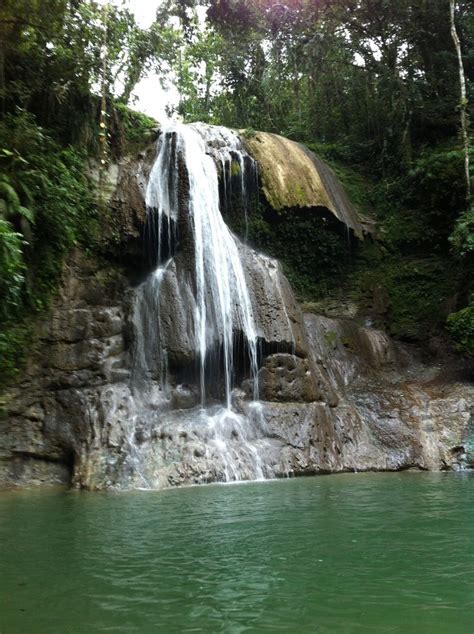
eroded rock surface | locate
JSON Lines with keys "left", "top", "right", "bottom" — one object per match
{"left": 303, "top": 314, "right": 473, "bottom": 473}
{"left": 0, "top": 253, "right": 133, "bottom": 487}
{"left": 1, "top": 125, "right": 472, "bottom": 490}
{"left": 2, "top": 251, "right": 471, "bottom": 490}
{"left": 244, "top": 131, "right": 366, "bottom": 237}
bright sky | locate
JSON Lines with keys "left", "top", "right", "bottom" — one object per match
{"left": 132, "top": 72, "right": 180, "bottom": 123}
{"left": 95, "top": 0, "right": 161, "bottom": 29}
{"left": 126, "top": 0, "right": 159, "bottom": 28}
{"left": 98, "top": 0, "right": 179, "bottom": 121}
{"left": 128, "top": 0, "right": 179, "bottom": 121}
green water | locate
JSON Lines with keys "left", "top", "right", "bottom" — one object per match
{"left": 1, "top": 473, "right": 473, "bottom": 633}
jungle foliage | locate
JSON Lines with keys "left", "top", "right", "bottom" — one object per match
{"left": 0, "top": 0, "right": 177, "bottom": 385}
{"left": 165, "top": 0, "right": 473, "bottom": 349}
{"left": 0, "top": 0, "right": 473, "bottom": 390}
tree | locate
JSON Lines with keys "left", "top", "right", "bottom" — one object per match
{"left": 450, "top": 0, "right": 471, "bottom": 202}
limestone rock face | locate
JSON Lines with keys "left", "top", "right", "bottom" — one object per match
{"left": 150, "top": 257, "right": 198, "bottom": 368}
{"left": 145, "top": 246, "right": 312, "bottom": 372}
{"left": 1, "top": 126, "right": 472, "bottom": 490}
{"left": 0, "top": 252, "right": 134, "bottom": 487}
{"left": 87, "top": 140, "right": 156, "bottom": 263}
{"left": 244, "top": 131, "right": 365, "bottom": 237}
{"left": 257, "top": 354, "right": 319, "bottom": 403}
{"left": 242, "top": 247, "right": 308, "bottom": 356}
{"left": 2, "top": 249, "right": 471, "bottom": 489}
{"left": 303, "top": 314, "right": 473, "bottom": 473}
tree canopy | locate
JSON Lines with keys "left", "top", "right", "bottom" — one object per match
{"left": 0, "top": 0, "right": 472, "bottom": 386}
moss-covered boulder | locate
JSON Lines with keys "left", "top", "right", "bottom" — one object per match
{"left": 244, "top": 131, "right": 365, "bottom": 238}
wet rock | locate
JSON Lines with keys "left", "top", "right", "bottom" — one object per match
{"left": 150, "top": 258, "right": 198, "bottom": 367}
{"left": 305, "top": 313, "right": 397, "bottom": 391}
{"left": 2, "top": 264, "right": 473, "bottom": 488}
{"left": 0, "top": 456, "right": 71, "bottom": 488}
{"left": 257, "top": 354, "right": 319, "bottom": 402}
{"left": 1, "top": 133, "right": 473, "bottom": 490}
{"left": 242, "top": 247, "right": 308, "bottom": 357}
{"left": 170, "top": 384, "right": 199, "bottom": 410}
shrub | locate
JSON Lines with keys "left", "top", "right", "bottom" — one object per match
{"left": 447, "top": 301, "right": 474, "bottom": 355}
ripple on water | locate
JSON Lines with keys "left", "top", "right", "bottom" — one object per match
{"left": 1, "top": 472, "right": 474, "bottom": 633}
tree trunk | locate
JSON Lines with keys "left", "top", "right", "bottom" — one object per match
{"left": 98, "top": 2, "right": 110, "bottom": 210}
{"left": 0, "top": 19, "right": 5, "bottom": 118}
{"left": 450, "top": 0, "right": 470, "bottom": 202}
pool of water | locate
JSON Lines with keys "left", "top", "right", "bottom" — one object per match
{"left": 1, "top": 472, "right": 473, "bottom": 633}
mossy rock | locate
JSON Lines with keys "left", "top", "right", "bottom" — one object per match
{"left": 244, "top": 131, "right": 364, "bottom": 237}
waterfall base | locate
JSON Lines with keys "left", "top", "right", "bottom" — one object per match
{"left": 0, "top": 249, "right": 471, "bottom": 490}
{"left": 1, "top": 241, "right": 472, "bottom": 489}
{"left": 73, "top": 393, "right": 288, "bottom": 490}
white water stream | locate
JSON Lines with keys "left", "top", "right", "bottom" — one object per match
{"left": 145, "top": 123, "right": 259, "bottom": 406}
{"left": 130, "top": 123, "right": 272, "bottom": 483}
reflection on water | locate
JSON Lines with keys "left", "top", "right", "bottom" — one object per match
{"left": 1, "top": 472, "right": 474, "bottom": 633}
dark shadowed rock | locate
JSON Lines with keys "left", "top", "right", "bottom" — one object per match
{"left": 241, "top": 247, "right": 308, "bottom": 357}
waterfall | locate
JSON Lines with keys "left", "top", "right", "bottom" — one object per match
{"left": 125, "top": 122, "right": 283, "bottom": 485}
{"left": 191, "top": 123, "right": 259, "bottom": 242}
{"left": 132, "top": 260, "right": 171, "bottom": 390}
{"left": 124, "top": 122, "right": 321, "bottom": 487}
{"left": 145, "top": 132, "right": 179, "bottom": 266}
{"left": 135, "top": 122, "right": 261, "bottom": 410}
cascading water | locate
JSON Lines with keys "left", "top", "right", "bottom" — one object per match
{"left": 6, "top": 117, "right": 471, "bottom": 492}
{"left": 143, "top": 123, "right": 259, "bottom": 406}
{"left": 191, "top": 123, "right": 259, "bottom": 242}
{"left": 182, "top": 124, "right": 260, "bottom": 407}
{"left": 129, "top": 123, "right": 281, "bottom": 485}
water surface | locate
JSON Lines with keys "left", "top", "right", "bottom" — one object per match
{"left": 1, "top": 472, "right": 473, "bottom": 633}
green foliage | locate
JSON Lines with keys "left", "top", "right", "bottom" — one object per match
{"left": 227, "top": 198, "right": 352, "bottom": 298}
{"left": 0, "top": 322, "right": 33, "bottom": 387}
{"left": 0, "top": 174, "right": 34, "bottom": 222}
{"left": 242, "top": 128, "right": 257, "bottom": 139}
{"left": 362, "top": 147, "right": 468, "bottom": 254}
{"left": 0, "top": 0, "right": 472, "bottom": 389}
{"left": 451, "top": 203, "right": 474, "bottom": 257}
{"left": 352, "top": 250, "right": 458, "bottom": 341}
{"left": 315, "top": 152, "right": 375, "bottom": 216}
{"left": 114, "top": 103, "right": 158, "bottom": 146}
{"left": 172, "top": 0, "right": 469, "bottom": 167}
{"left": 402, "top": 149, "right": 466, "bottom": 238}
{"left": 0, "top": 1, "right": 182, "bottom": 390}
{"left": 323, "top": 331, "right": 338, "bottom": 348}
{"left": 447, "top": 301, "right": 474, "bottom": 355}
{"left": 171, "top": 0, "right": 471, "bottom": 350}
{"left": 384, "top": 260, "right": 456, "bottom": 340}
{"left": 30, "top": 147, "right": 99, "bottom": 304}
{"left": 230, "top": 161, "right": 242, "bottom": 177}
{"left": 382, "top": 210, "right": 433, "bottom": 250}
{"left": 0, "top": 111, "right": 98, "bottom": 387}
{"left": 266, "top": 215, "right": 349, "bottom": 298}
{"left": 0, "top": 218, "right": 25, "bottom": 318}
{"left": 1, "top": 1, "right": 180, "bottom": 154}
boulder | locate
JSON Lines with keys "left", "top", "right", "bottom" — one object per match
{"left": 244, "top": 131, "right": 365, "bottom": 237}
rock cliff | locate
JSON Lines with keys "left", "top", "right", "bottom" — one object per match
{"left": 0, "top": 125, "right": 472, "bottom": 489}
{"left": 243, "top": 131, "right": 366, "bottom": 237}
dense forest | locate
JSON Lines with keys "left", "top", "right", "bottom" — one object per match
{"left": 0, "top": 0, "right": 472, "bottom": 389}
